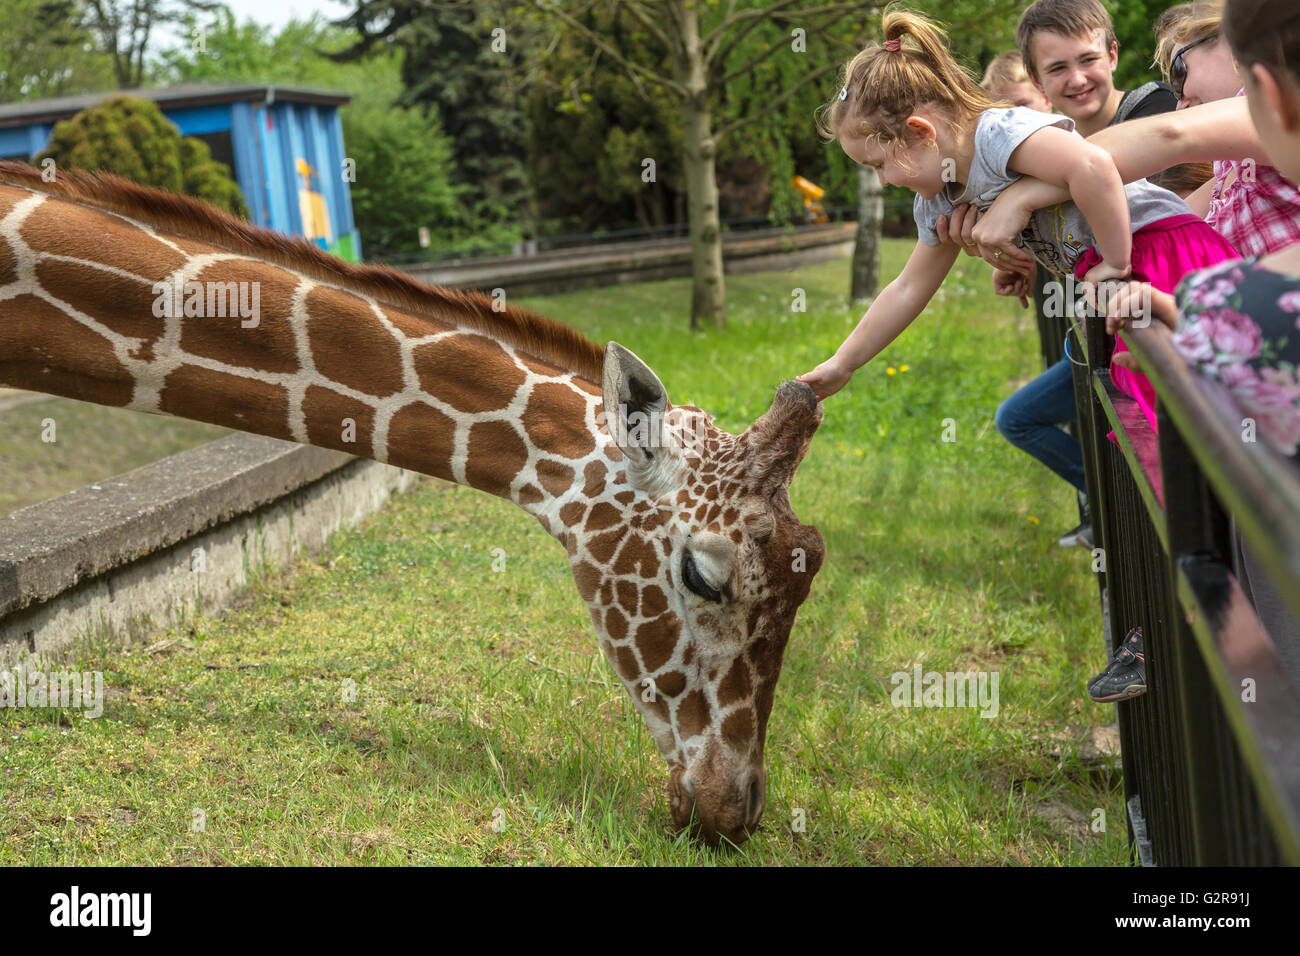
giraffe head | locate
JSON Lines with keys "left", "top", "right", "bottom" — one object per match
{"left": 560, "top": 343, "right": 825, "bottom": 846}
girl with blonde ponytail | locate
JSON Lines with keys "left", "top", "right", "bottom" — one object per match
{"left": 799, "top": 5, "right": 1238, "bottom": 437}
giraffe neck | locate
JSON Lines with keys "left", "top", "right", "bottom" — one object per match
{"left": 0, "top": 173, "right": 622, "bottom": 540}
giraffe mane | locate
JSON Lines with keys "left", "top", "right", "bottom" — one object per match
{"left": 0, "top": 160, "right": 605, "bottom": 384}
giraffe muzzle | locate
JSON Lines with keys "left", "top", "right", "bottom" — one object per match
{"left": 669, "top": 763, "right": 767, "bottom": 847}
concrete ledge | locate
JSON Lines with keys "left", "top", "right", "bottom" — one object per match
{"left": 0, "top": 433, "right": 420, "bottom": 667}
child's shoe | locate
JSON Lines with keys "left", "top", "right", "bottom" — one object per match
{"left": 1088, "top": 627, "right": 1146, "bottom": 702}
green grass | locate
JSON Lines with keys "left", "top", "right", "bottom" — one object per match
{"left": 0, "top": 397, "right": 229, "bottom": 515}
{"left": 0, "top": 243, "right": 1126, "bottom": 865}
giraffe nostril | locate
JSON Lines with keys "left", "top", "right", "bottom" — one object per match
{"left": 744, "top": 773, "right": 765, "bottom": 830}
{"left": 680, "top": 774, "right": 696, "bottom": 800}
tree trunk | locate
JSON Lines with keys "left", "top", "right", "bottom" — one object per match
{"left": 851, "top": 165, "right": 882, "bottom": 303}
{"left": 675, "top": 1, "right": 726, "bottom": 330}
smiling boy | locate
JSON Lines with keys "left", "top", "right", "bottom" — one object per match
{"left": 971, "top": 0, "right": 1184, "bottom": 551}
{"left": 1017, "top": 0, "right": 1177, "bottom": 137}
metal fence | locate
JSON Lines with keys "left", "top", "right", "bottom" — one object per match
{"left": 1063, "top": 303, "right": 1300, "bottom": 865}
{"left": 366, "top": 200, "right": 918, "bottom": 266}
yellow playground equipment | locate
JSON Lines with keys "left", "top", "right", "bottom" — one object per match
{"left": 792, "top": 175, "right": 828, "bottom": 224}
{"left": 296, "top": 158, "right": 334, "bottom": 248}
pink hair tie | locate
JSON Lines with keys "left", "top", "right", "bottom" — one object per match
{"left": 882, "top": 39, "right": 901, "bottom": 51}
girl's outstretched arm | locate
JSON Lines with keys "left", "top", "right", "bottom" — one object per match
{"left": 1007, "top": 125, "right": 1131, "bottom": 279}
{"left": 798, "top": 239, "right": 960, "bottom": 400}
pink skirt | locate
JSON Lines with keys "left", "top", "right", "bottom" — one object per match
{"left": 1075, "top": 214, "right": 1239, "bottom": 435}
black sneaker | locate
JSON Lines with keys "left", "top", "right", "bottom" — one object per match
{"left": 1058, "top": 522, "right": 1094, "bottom": 548}
{"left": 1088, "top": 627, "right": 1146, "bottom": 702}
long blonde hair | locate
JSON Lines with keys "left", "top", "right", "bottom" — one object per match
{"left": 816, "top": 6, "right": 996, "bottom": 151}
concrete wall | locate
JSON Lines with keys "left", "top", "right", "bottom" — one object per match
{"left": 0, "top": 434, "right": 419, "bottom": 668}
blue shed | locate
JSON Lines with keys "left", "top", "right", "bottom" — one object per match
{"left": 0, "top": 84, "right": 361, "bottom": 261}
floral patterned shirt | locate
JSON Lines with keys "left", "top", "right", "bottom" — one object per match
{"left": 1173, "top": 257, "right": 1300, "bottom": 457}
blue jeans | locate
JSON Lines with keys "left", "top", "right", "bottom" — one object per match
{"left": 995, "top": 353, "right": 1087, "bottom": 493}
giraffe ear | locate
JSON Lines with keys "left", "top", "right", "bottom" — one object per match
{"left": 602, "top": 341, "right": 670, "bottom": 471}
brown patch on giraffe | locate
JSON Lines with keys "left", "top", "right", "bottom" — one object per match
{"left": 177, "top": 261, "right": 301, "bottom": 374}
{"left": 559, "top": 502, "right": 585, "bottom": 527}
{"left": 0, "top": 294, "right": 133, "bottom": 407}
{"left": 614, "top": 645, "right": 640, "bottom": 682}
{"left": 466, "top": 420, "right": 527, "bottom": 498}
{"left": 748, "top": 636, "right": 784, "bottom": 682}
{"left": 676, "top": 689, "right": 711, "bottom": 740}
{"left": 615, "top": 491, "right": 635, "bottom": 506}
{"left": 635, "top": 616, "right": 680, "bottom": 672}
{"left": 523, "top": 382, "right": 594, "bottom": 457}
{"left": 641, "top": 584, "right": 668, "bottom": 618}
{"left": 0, "top": 235, "right": 16, "bottom": 285}
{"left": 534, "top": 459, "right": 573, "bottom": 498}
{"left": 655, "top": 671, "right": 686, "bottom": 698}
{"left": 386, "top": 401, "right": 456, "bottom": 478}
{"left": 517, "top": 484, "right": 544, "bottom": 507}
{"left": 616, "top": 580, "right": 639, "bottom": 615}
{"left": 605, "top": 606, "right": 628, "bottom": 641}
{"left": 571, "top": 561, "right": 601, "bottom": 602}
{"left": 644, "top": 693, "right": 669, "bottom": 724}
{"left": 584, "top": 502, "right": 621, "bottom": 533}
{"left": 304, "top": 285, "right": 405, "bottom": 398}
{"left": 586, "top": 526, "right": 626, "bottom": 566}
{"left": 0, "top": 165, "right": 609, "bottom": 386}
{"left": 32, "top": 259, "right": 164, "bottom": 360}
{"left": 302, "top": 385, "right": 375, "bottom": 459}
{"left": 0, "top": 184, "right": 26, "bottom": 218}
{"left": 516, "top": 352, "right": 563, "bottom": 377}
{"left": 414, "top": 333, "right": 525, "bottom": 413}
{"left": 616, "top": 535, "right": 659, "bottom": 578}
{"left": 682, "top": 644, "right": 695, "bottom": 667}
{"left": 581, "top": 461, "right": 605, "bottom": 497}
{"left": 721, "top": 707, "right": 755, "bottom": 754}
{"left": 716, "top": 658, "right": 753, "bottom": 707}
{"left": 598, "top": 578, "right": 615, "bottom": 606}
{"left": 18, "top": 197, "right": 188, "bottom": 278}
{"left": 161, "top": 365, "right": 290, "bottom": 439}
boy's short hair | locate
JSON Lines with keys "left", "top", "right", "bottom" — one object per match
{"left": 1017, "top": 0, "right": 1118, "bottom": 80}
{"left": 981, "top": 51, "right": 1030, "bottom": 92}
{"left": 1152, "top": 1, "right": 1223, "bottom": 82}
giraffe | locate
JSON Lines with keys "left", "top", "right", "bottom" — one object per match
{"left": 0, "top": 161, "right": 826, "bottom": 846}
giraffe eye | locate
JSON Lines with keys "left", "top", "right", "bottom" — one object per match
{"left": 682, "top": 551, "right": 723, "bottom": 603}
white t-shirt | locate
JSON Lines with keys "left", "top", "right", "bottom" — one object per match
{"left": 913, "top": 107, "right": 1191, "bottom": 276}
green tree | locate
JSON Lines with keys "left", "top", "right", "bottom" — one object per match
{"left": 78, "top": 0, "right": 223, "bottom": 88}
{"left": 333, "top": 1, "right": 536, "bottom": 248}
{"left": 1105, "top": 0, "right": 1173, "bottom": 90}
{"left": 0, "top": 0, "right": 116, "bottom": 102}
{"left": 156, "top": 10, "right": 461, "bottom": 257}
{"left": 36, "top": 94, "right": 248, "bottom": 216}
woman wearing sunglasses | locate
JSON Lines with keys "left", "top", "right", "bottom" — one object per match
{"left": 1153, "top": 0, "right": 1300, "bottom": 253}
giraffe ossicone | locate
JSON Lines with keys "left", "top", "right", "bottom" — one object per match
{"left": 0, "top": 162, "right": 826, "bottom": 846}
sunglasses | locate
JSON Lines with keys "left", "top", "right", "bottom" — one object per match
{"left": 1170, "top": 34, "right": 1218, "bottom": 99}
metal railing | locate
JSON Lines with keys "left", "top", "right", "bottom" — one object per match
{"left": 1068, "top": 307, "right": 1300, "bottom": 865}
{"left": 365, "top": 200, "right": 917, "bottom": 266}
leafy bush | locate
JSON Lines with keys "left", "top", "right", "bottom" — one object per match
{"left": 36, "top": 95, "right": 248, "bottom": 217}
